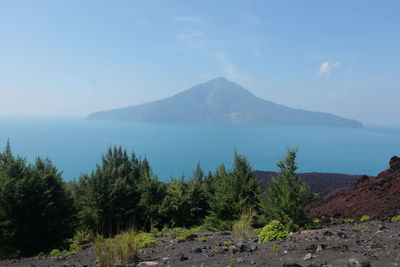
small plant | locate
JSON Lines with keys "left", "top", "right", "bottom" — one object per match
{"left": 360, "top": 215, "right": 371, "bottom": 222}
{"left": 136, "top": 233, "right": 156, "bottom": 249}
{"left": 391, "top": 215, "right": 400, "bottom": 222}
{"left": 223, "top": 240, "right": 233, "bottom": 246}
{"left": 94, "top": 230, "right": 149, "bottom": 267}
{"left": 343, "top": 218, "right": 354, "bottom": 223}
{"left": 232, "top": 209, "right": 255, "bottom": 241}
{"left": 313, "top": 218, "right": 321, "bottom": 225}
{"left": 50, "top": 249, "right": 61, "bottom": 257}
{"left": 322, "top": 227, "right": 331, "bottom": 233}
{"left": 197, "top": 236, "right": 207, "bottom": 242}
{"left": 352, "top": 224, "right": 370, "bottom": 231}
{"left": 174, "top": 229, "right": 199, "bottom": 243}
{"left": 268, "top": 244, "right": 280, "bottom": 255}
{"left": 253, "top": 228, "right": 262, "bottom": 235}
{"left": 258, "top": 220, "right": 288, "bottom": 243}
{"left": 211, "top": 247, "right": 219, "bottom": 254}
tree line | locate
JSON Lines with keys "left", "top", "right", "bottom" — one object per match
{"left": 0, "top": 141, "right": 309, "bottom": 259}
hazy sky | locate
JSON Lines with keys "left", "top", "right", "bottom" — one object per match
{"left": 1, "top": 0, "right": 399, "bottom": 125}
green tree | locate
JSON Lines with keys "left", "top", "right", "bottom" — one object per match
{"left": 263, "top": 148, "right": 309, "bottom": 231}
{"left": 205, "top": 152, "right": 261, "bottom": 230}
{"left": 0, "top": 143, "right": 74, "bottom": 258}
{"left": 71, "top": 146, "right": 146, "bottom": 236}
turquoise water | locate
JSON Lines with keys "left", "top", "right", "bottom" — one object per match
{"left": 0, "top": 117, "right": 399, "bottom": 181}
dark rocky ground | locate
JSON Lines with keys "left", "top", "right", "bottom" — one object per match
{"left": 2, "top": 220, "right": 399, "bottom": 267}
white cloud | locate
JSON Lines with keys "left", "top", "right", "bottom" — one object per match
{"left": 213, "top": 52, "right": 240, "bottom": 82}
{"left": 319, "top": 61, "right": 340, "bottom": 77}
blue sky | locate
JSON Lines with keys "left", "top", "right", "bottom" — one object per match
{"left": 0, "top": 0, "right": 399, "bottom": 125}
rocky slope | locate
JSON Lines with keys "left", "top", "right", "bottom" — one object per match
{"left": 309, "top": 156, "right": 400, "bottom": 220}
{"left": 2, "top": 220, "right": 400, "bottom": 267}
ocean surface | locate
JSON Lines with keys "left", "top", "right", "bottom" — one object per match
{"left": 0, "top": 117, "right": 399, "bottom": 181}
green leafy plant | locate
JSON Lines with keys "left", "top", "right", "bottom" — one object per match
{"left": 360, "top": 215, "right": 371, "bottom": 222}
{"left": 322, "top": 227, "right": 331, "bottom": 233}
{"left": 258, "top": 220, "right": 288, "bottom": 243}
{"left": 211, "top": 248, "right": 219, "bottom": 254}
{"left": 313, "top": 218, "right": 321, "bottom": 225}
{"left": 223, "top": 240, "right": 233, "bottom": 246}
{"left": 49, "top": 249, "right": 62, "bottom": 257}
{"left": 391, "top": 215, "right": 400, "bottom": 222}
{"left": 197, "top": 236, "right": 207, "bottom": 242}
{"left": 136, "top": 233, "right": 156, "bottom": 249}
{"left": 174, "top": 229, "right": 199, "bottom": 243}
{"left": 343, "top": 218, "right": 354, "bottom": 223}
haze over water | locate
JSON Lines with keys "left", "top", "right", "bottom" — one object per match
{"left": 1, "top": 117, "right": 399, "bottom": 181}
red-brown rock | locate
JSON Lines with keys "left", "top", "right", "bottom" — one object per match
{"left": 309, "top": 156, "right": 400, "bottom": 220}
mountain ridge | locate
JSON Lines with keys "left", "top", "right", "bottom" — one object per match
{"left": 87, "top": 77, "right": 363, "bottom": 128}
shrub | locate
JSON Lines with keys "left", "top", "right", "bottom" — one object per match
{"left": 258, "top": 220, "right": 289, "bottom": 243}
{"left": 174, "top": 229, "right": 199, "bottom": 243}
{"left": 223, "top": 240, "right": 233, "bottom": 246}
{"left": 322, "top": 227, "right": 331, "bottom": 233}
{"left": 136, "top": 233, "right": 156, "bottom": 249}
{"left": 49, "top": 249, "right": 62, "bottom": 257}
{"left": 94, "top": 230, "right": 141, "bottom": 267}
{"left": 313, "top": 218, "right": 321, "bottom": 225}
{"left": 360, "top": 215, "right": 371, "bottom": 222}
{"left": 232, "top": 209, "right": 255, "bottom": 241}
{"left": 343, "top": 218, "right": 354, "bottom": 223}
{"left": 197, "top": 236, "right": 207, "bottom": 242}
{"left": 391, "top": 215, "right": 400, "bottom": 222}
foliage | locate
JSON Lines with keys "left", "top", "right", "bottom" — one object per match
{"left": 0, "top": 142, "right": 75, "bottom": 259}
{"left": 322, "top": 227, "right": 331, "bottom": 233}
{"left": 205, "top": 152, "right": 260, "bottom": 230}
{"left": 174, "top": 229, "right": 199, "bottom": 243}
{"left": 232, "top": 209, "right": 255, "bottom": 241}
{"left": 258, "top": 220, "right": 289, "bottom": 243}
{"left": 360, "top": 215, "right": 371, "bottom": 222}
{"left": 313, "top": 218, "right": 321, "bottom": 225}
{"left": 94, "top": 230, "right": 150, "bottom": 267}
{"left": 70, "top": 146, "right": 148, "bottom": 236}
{"left": 197, "top": 236, "right": 207, "bottom": 242}
{"left": 391, "top": 215, "right": 400, "bottom": 222}
{"left": 262, "top": 148, "right": 309, "bottom": 232}
{"left": 343, "top": 218, "right": 354, "bottom": 223}
{"left": 223, "top": 240, "right": 233, "bottom": 246}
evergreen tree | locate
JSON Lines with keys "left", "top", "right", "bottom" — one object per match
{"left": 0, "top": 143, "right": 74, "bottom": 258}
{"left": 263, "top": 148, "right": 309, "bottom": 231}
{"left": 71, "top": 146, "right": 144, "bottom": 236}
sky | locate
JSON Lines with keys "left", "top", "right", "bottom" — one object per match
{"left": 0, "top": 0, "right": 399, "bottom": 125}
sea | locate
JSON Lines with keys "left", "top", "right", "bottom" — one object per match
{"left": 0, "top": 117, "right": 399, "bottom": 182}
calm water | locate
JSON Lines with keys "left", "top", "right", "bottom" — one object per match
{"left": 0, "top": 117, "right": 399, "bottom": 181}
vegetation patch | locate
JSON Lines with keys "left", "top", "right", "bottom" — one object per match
{"left": 391, "top": 215, "right": 400, "bottom": 222}
{"left": 360, "top": 215, "right": 371, "bottom": 222}
{"left": 258, "top": 220, "right": 288, "bottom": 243}
{"left": 174, "top": 229, "right": 199, "bottom": 243}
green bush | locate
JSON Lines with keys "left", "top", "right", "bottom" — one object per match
{"left": 174, "top": 229, "right": 199, "bottom": 243}
{"left": 49, "top": 249, "right": 62, "bottom": 257}
{"left": 223, "top": 240, "right": 233, "bottom": 246}
{"left": 197, "top": 236, "right": 207, "bottom": 242}
{"left": 343, "top": 218, "right": 354, "bottom": 223}
{"left": 352, "top": 224, "right": 370, "bottom": 231}
{"left": 391, "top": 215, "right": 400, "bottom": 222}
{"left": 136, "top": 233, "right": 156, "bottom": 249}
{"left": 258, "top": 220, "right": 288, "bottom": 243}
{"left": 313, "top": 218, "right": 321, "bottom": 225}
{"left": 360, "top": 215, "right": 371, "bottom": 222}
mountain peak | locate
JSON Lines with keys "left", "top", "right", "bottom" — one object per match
{"left": 87, "top": 79, "right": 363, "bottom": 128}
